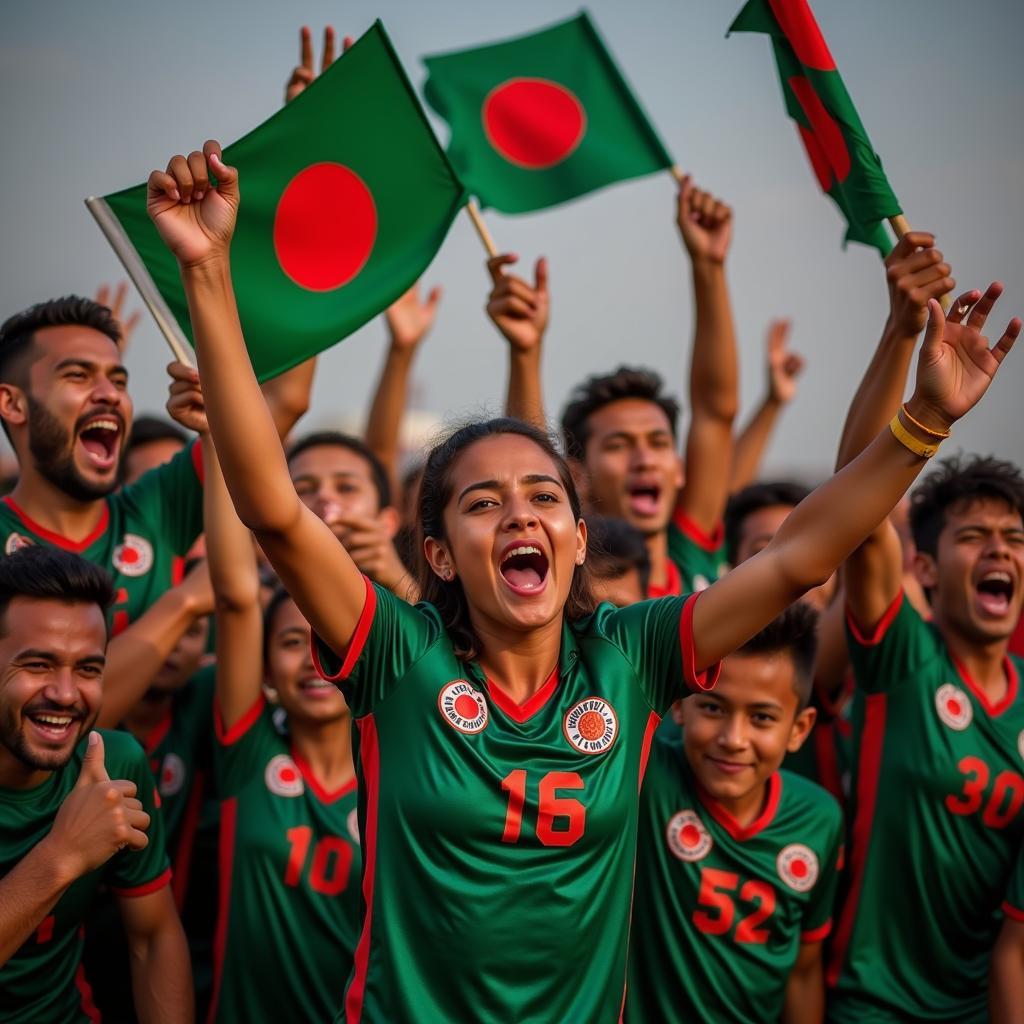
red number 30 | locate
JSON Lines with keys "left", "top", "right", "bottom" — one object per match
{"left": 945, "top": 756, "right": 1024, "bottom": 829}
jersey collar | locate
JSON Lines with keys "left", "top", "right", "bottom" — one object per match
{"left": 950, "top": 650, "right": 1020, "bottom": 718}
{"left": 3, "top": 496, "right": 110, "bottom": 553}
{"left": 487, "top": 666, "right": 560, "bottom": 724}
{"left": 290, "top": 747, "right": 356, "bottom": 804}
{"left": 647, "top": 558, "right": 682, "bottom": 599}
{"left": 695, "top": 771, "right": 783, "bottom": 842}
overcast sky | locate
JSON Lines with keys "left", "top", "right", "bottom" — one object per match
{"left": 2, "top": 0, "right": 1021, "bottom": 481}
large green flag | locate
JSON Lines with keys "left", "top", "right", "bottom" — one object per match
{"left": 422, "top": 12, "right": 673, "bottom": 214}
{"left": 88, "top": 22, "right": 467, "bottom": 381}
{"left": 729, "top": 0, "right": 901, "bottom": 255}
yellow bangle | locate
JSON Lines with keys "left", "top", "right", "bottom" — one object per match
{"left": 901, "top": 403, "right": 951, "bottom": 440}
{"left": 889, "top": 414, "right": 941, "bottom": 459}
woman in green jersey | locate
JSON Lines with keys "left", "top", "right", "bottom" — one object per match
{"left": 147, "top": 142, "right": 1017, "bottom": 1023}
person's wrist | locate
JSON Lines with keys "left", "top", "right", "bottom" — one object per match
{"left": 180, "top": 252, "right": 232, "bottom": 280}
{"left": 690, "top": 255, "right": 726, "bottom": 279}
{"left": 36, "top": 834, "right": 81, "bottom": 888}
{"left": 904, "top": 393, "right": 954, "bottom": 435}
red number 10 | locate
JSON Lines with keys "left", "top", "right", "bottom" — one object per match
{"left": 501, "top": 770, "right": 586, "bottom": 847}
{"left": 284, "top": 826, "right": 352, "bottom": 895}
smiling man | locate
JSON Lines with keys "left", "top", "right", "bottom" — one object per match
{"left": 0, "top": 545, "right": 190, "bottom": 1023}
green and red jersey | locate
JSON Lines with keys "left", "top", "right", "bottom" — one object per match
{"left": 783, "top": 674, "right": 853, "bottom": 806}
{"left": 313, "top": 578, "right": 719, "bottom": 1023}
{"left": 207, "top": 695, "right": 361, "bottom": 1024}
{"left": 828, "top": 591, "right": 1024, "bottom": 1023}
{"left": 0, "top": 730, "right": 170, "bottom": 1024}
{"left": 627, "top": 738, "right": 841, "bottom": 1022}
{"left": 0, "top": 442, "right": 204, "bottom": 632}
{"left": 650, "top": 507, "right": 728, "bottom": 599}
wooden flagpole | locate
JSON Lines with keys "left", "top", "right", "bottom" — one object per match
{"left": 465, "top": 199, "right": 499, "bottom": 259}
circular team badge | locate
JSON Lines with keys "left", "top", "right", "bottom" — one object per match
{"left": 438, "top": 680, "right": 489, "bottom": 734}
{"left": 563, "top": 697, "right": 618, "bottom": 755}
{"left": 113, "top": 534, "right": 154, "bottom": 577}
{"left": 158, "top": 753, "right": 186, "bottom": 797}
{"left": 264, "top": 754, "right": 304, "bottom": 797}
{"left": 935, "top": 683, "right": 973, "bottom": 731}
{"left": 777, "top": 844, "right": 819, "bottom": 892}
{"left": 666, "top": 809, "right": 713, "bottom": 862}
{"left": 4, "top": 532, "right": 34, "bottom": 554}
{"left": 347, "top": 808, "right": 361, "bottom": 845}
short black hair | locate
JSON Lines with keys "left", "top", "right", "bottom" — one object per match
{"left": 724, "top": 480, "right": 811, "bottom": 566}
{"left": 584, "top": 515, "right": 651, "bottom": 594}
{"left": 286, "top": 431, "right": 392, "bottom": 510}
{"left": 560, "top": 367, "right": 680, "bottom": 462}
{"left": 0, "top": 546, "right": 114, "bottom": 636}
{"left": 910, "top": 454, "right": 1024, "bottom": 556}
{"left": 736, "top": 602, "right": 819, "bottom": 709}
{"left": 125, "top": 415, "right": 188, "bottom": 455}
{"left": 0, "top": 296, "right": 123, "bottom": 443}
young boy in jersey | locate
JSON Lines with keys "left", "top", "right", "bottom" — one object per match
{"left": 627, "top": 603, "right": 842, "bottom": 1023}
{"left": 0, "top": 546, "right": 190, "bottom": 1023}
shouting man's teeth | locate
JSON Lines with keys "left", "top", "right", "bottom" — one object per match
{"left": 78, "top": 418, "right": 121, "bottom": 466}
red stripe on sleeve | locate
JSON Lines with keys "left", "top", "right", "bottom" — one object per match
{"left": 679, "top": 592, "right": 721, "bottom": 692}
{"left": 802, "top": 919, "right": 833, "bottom": 944}
{"left": 214, "top": 693, "right": 266, "bottom": 746}
{"left": 110, "top": 866, "right": 172, "bottom": 898}
{"left": 190, "top": 439, "right": 205, "bottom": 485}
{"left": 207, "top": 798, "right": 237, "bottom": 1024}
{"left": 671, "top": 508, "right": 724, "bottom": 552}
{"left": 312, "top": 575, "right": 376, "bottom": 683}
{"left": 345, "top": 716, "right": 380, "bottom": 1023}
{"left": 845, "top": 590, "right": 904, "bottom": 647}
{"left": 636, "top": 710, "right": 661, "bottom": 793}
{"left": 1003, "top": 900, "right": 1024, "bottom": 923}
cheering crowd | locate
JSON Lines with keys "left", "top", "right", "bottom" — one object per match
{"left": 1, "top": 22, "right": 1023, "bottom": 1024}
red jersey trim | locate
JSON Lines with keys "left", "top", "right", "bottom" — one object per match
{"left": 672, "top": 508, "right": 724, "bottom": 552}
{"left": 636, "top": 710, "right": 661, "bottom": 793}
{"left": 680, "top": 591, "right": 721, "bottom": 692}
{"left": 647, "top": 558, "right": 682, "bottom": 599}
{"left": 2, "top": 496, "right": 110, "bottom": 552}
{"left": 214, "top": 693, "right": 266, "bottom": 746}
{"left": 346, "top": 715, "right": 380, "bottom": 1024}
{"left": 312, "top": 575, "right": 376, "bottom": 683}
{"left": 845, "top": 589, "right": 904, "bottom": 647}
{"left": 813, "top": 721, "right": 844, "bottom": 804}
{"left": 950, "top": 651, "right": 1020, "bottom": 718}
{"left": 827, "top": 691, "right": 887, "bottom": 989}
{"left": 486, "top": 666, "right": 559, "bottom": 723}
{"left": 142, "top": 710, "right": 173, "bottom": 756}
{"left": 290, "top": 747, "right": 356, "bottom": 804}
{"left": 1002, "top": 900, "right": 1024, "bottom": 923}
{"left": 74, "top": 961, "right": 101, "bottom": 1024}
{"left": 696, "top": 771, "right": 782, "bottom": 841}
{"left": 802, "top": 919, "right": 832, "bottom": 943}
{"left": 171, "top": 770, "right": 205, "bottom": 910}
{"left": 207, "top": 797, "right": 237, "bottom": 1024}
{"left": 110, "top": 866, "right": 172, "bottom": 898}
{"left": 190, "top": 439, "right": 205, "bottom": 485}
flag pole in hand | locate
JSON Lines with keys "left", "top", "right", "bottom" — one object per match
{"left": 465, "top": 199, "right": 499, "bottom": 259}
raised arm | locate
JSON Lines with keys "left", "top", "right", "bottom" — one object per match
{"left": 730, "top": 319, "right": 805, "bottom": 491}
{"left": 692, "top": 294, "right": 1018, "bottom": 670}
{"left": 486, "top": 253, "right": 549, "bottom": 428}
{"left": 146, "top": 142, "right": 364, "bottom": 657}
{"left": 675, "top": 177, "right": 739, "bottom": 534}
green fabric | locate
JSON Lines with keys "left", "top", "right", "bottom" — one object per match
{"left": 423, "top": 12, "right": 672, "bottom": 214}
{"left": 100, "top": 22, "right": 467, "bottom": 382}
{"left": 628, "top": 741, "right": 842, "bottom": 1022}
{"left": 208, "top": 698, "right": 361, "bottom": 1024}
{"left": 313, "top": 585, "right": 715, "bottom": 1022}
{"left": 0, "top": 440, "right": 203, "bottom": 629}
{"left": 0, "top": 731, "right": 169, "bottom": 1024}
{"left": 729, "top": 0, "right": 900, "bottom": 255}
{"left": 830, "top": 594, "right": 1024, "bottom": 1022}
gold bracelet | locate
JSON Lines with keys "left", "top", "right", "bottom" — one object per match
{"left": 889, "top": 414, "right": 941, "bottom": 459}
{"left": 900, "top": 403, "right": 951, "bottom": 440}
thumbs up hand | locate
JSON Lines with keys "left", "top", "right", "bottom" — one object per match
{"left": 42, "top": 733, "right": 151, "bottom": 883}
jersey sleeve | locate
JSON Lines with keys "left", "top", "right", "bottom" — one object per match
{"left": 101, "top": 731, "right": 172, "bottom": 896}
{"left": 844, "top": 589, "right": 940, "bottom": 695}
{"left": 119, "top": 439, "right": 205, "bottom": 556}
{"left": 212, "top": 693, "right": 283, "bottom": 797}
{"left": 801, "top": 798, "right": 844, "bottom": 942}
{"left": 598, "top": 593, "right": 721, "bottom": 715}
{"left": 1003, "top": 842, "right": 1024, "bottom": 922}
{"left": 311, "top": 577, "right": 441, "bottom": 718}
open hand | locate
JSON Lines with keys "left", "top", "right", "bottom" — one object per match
{"left": 95, "top": 282, "right": 141, "bottom": 352}
{"left": 676, "top": 175, "right": 732, "bottom": 265}
{"left": 386, "top": 283, "right": 442, "bottom": 351}
{"left": 147, "top": 142, "right": 238, "bottom": 268}
{"left": 884, "top": 232, "right": 955, "bottom": 338}
{"left": 486, "top": 254, "right": 550, "bottom": 354}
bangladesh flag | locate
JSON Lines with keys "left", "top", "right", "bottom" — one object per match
{"left": 88, "top": 22, "right": 468, "bottom": 381}
{"left": 422, "top": 12, "right": 673, "bottom": 214}
{"left": 729, "top": 0, "right": 901, "bottom": 255}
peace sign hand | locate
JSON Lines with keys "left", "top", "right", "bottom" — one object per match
{"left": 284, "top": 26, "right": 353, "bottom": 104}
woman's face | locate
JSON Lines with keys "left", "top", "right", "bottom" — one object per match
{"left": 265, "top": 596, "right": 349, "bottom": 724}
{"left": 425, "top": 434, "right": 587, "bottom": 637}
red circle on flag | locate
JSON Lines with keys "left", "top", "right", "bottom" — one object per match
{"left": 483, "top": 78, "right": 586, "bottom": 169}
{"left": 454, "top": 694, "right": 479, "bottom": 719}
{"left": 768, "top": 0, "right": 836, "bottom": 70}
{"left": 273, "top": 162, "right": 377, "bottom": 292}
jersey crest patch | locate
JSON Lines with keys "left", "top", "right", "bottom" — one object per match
{"left": 438, "top": 680, "right": 489, "bottom": 734}
{"left": 4, "top": 532, "right": 34, "bottom": 554}
{"left": 666, "top": 809, "right": 713, "bottom": 862}
{"left": 563, "top": 697, "right": 618, "bottom": 755}
{"left": 347, "top": 808, "right": 361, "bottom": 844}
{"left": 113, "top": 534, "right": 154, "bottom": 577}
{"left": 777, "top": 843, "right": 819, "bottom": 892}
{"left": 158, "top": 753, "right": 186, "bottom": 797}
{"left": 265, "top": 754, "right": 304, "bottom": 797}
{"left": 935, "top": 683, "right": 973, "bottom": 731}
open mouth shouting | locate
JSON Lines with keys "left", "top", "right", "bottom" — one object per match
{"left": 974, "top": 569, "right": 1016, "bottom": 619}
{"left": 627, "top": 481, "right": 662, "bottom": 519}
{"left": 499, "top": 542, "right": 550, "bottom": 596}
{"left": 76, "top": 414, "right": 124, "bottom": 473}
